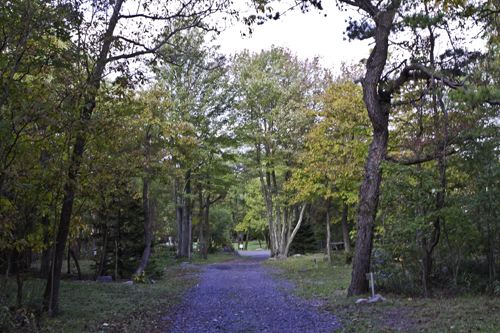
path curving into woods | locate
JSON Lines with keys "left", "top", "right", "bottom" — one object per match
{"left": 163, "top": 251, "right": 342, "bottom": 332}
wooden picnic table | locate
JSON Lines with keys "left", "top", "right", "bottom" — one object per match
{"left": 330, "top": 242, "right": 345, "bottom": 251}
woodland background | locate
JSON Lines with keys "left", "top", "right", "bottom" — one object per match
{"left": 1, "top": 0, "right": 500, "bottom": 330}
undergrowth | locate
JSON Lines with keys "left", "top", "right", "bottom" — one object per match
{"left": 266, "top": 253, "right": 500, "bottom": 332}
{"left": 1, "top": 252, "right": 239, "bottom": 332}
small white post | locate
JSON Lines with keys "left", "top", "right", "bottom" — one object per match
{"left": 370, "top": 272, "right": 375, "bottom": 298}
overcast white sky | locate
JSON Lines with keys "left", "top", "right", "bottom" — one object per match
{"left": 212, "top": 1, "right": 370, "bottom": 72}
{"left": 211, "top": 1, "right": 486, "bottom": 74}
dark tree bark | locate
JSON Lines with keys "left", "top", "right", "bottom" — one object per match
{"left": 43, "top": 141, "right": 84, "bottom": 314}
{"left": 135, "top": 175, "right": 151, "bottom": 276}
{"left": 43, "top": 0, "right": 125, "bottom": 314}
{"left": 96, "top": 213, "right": 109, "bottom": 279}
{"left": 346, "top": 2, "right": 397, "bottom": 296}
{"left": 244, "top": 227, "right": 250, "bottom": 250}
{"left": 70, "top": 249, "right": 82, "bottom": 280}
{"left": 174, "top": 179, "right": 182, "bottom": 256}
{"left": 2, "top": 251, "right": 11, "bottom": 304}
{"left": 326, "top": 197, "right": 332, "bottom": 267}
{"left": 15, "top": 252, "right": 23, "bottom": 310}
{"left": 342, "top": 200, "right": 351, "bottom": 253}
{"left": 261, "top": 230, "right": 268, "bottom": 250}
{"left": 180, "top": 170, "right": 192, "bottom": 258}
{"left": 203, "top": 193, "right": 211, "bottom": 259}
{"left": 198, "top": 188, "right": 204, "bottom": 259}
{"left": 67, "top": 247, "right": 71, "bottom": 275}
{"left": 40, "top": 215, "right": 51, "bottom": 279}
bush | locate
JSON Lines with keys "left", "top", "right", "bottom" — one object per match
{"left": 371, "top": 247, "right": 422, "bottom": 296}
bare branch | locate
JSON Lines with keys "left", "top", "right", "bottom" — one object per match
{"left": 386, "top": 149, "right": 458, "bottom": 165}
{"left": 382, "top": 63, "right": 466, "bottom": 98}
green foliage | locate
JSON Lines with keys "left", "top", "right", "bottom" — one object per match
{"left": 89, "top": 189, "right": 166, "bottom": 280}
{"left": 492, "top": 280, "right": 500, "bottom": 296}
{"left": 264, "top": 253, "right": 351, "bottom": 299}
{"left": 288, "top": 63, "right": 368, "bottom": 208}
{"left": 289, "top": 220, "right": 317, "bottom": 255}
{"left": 132, "top": 271, "right": 149, "bottom": 284}
{"left": 208, "top": 207, "right": 234, "bottom": 252}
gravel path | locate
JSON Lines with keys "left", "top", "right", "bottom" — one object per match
{"left": 163, "top": 251, "right": 342, "bottom": 332}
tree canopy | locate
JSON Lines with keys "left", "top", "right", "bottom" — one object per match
{"left": 1, "top": 0, "right": 500, "bottom": 327}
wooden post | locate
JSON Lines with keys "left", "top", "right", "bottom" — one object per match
{"left": 115, "top": 240, "right": 118, "bottom": 282}
{"left": 366, "top": 273, "right": 377, "bottom": 298}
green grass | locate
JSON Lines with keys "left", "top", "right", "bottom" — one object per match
{"left": 265, "top": 253, "right": 500, "bottom": 332}
{"left": 154, "top": 252, "right": 241, "bottom": 267}
{"left": 232, "top": 241, "right": 267, "bottom": 251}
{"left": 264, "top": 253, "right": 351, "bottom": 300}
{"left": 3, "top": 252, "right": 240, "bottom": 332}
{"left": 43, "top": 267, "right": 197, "bottom": 332}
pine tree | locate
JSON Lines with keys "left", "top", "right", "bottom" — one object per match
{"left": 289, "top": 220, "right": 317, "bottom": 255}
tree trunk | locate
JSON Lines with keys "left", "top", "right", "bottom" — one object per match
{"left": 421, "top": 239, "right": 433, "bottom": 297}
{"left": 204, "top": 193, "right": 210, "bottom": 259}
{"left": 188, "top": 208, "right": 193, "bottom": 257}
{"left": 135, "top": 176, "right": 152, "bottom": 276}
{"left": 67, "top": 247, "right": 71, "bottom": 275}
{"left": 198, "top": 189, "right": 204, "bottom": 259}
{"left": 70, "top": 249, "right": 82, "bottom": 280}
{"left": 287, "top": 206, "right": 292, "bottom": 248}
{"left": 15, "top": 252, "right": 23, "bottom": 310}
{"left": 2, "top": 251, "right": 11, "bottom": 307}
{"left": 283, "top": 203, "right": 307, "bottom": 256}
{"left": 244, "top": 227, "right": 250, "bottom": 250}
{"left": 174, "top": 179, "right": 182, "bottom": 256}
{"left": 326, "top": 198, "right": 332, "bottom": 267}
{"left": 279, "top": 206, "right": 288, "bottom": 254}
{"left": 261, "top": 230, "right": 268, "bottom": 250}
{"left": 342, "top": 200, "right": 351, "bottom": 253}
{"left": 40, "top": 215, "right": 51, "bottom": 279}
{"left": 347, "top": 8, "right": 395, "bottom": 296}
{"left": 43, "top": 0, "right": 125, "bottom": 314}
{"left": 487, "top": 218, "right": 496, "bottom": 281}
{"left": 179, "top": 170, "right": 191, "bottom": 258}
{"left": 97, "top": 213, "right": 109, "bottom": 279}
{"left": 260, "top": 169, "right": 276, "bottom": 256}
{"left": 114, "top": 240, "right": 118, "bottom": 282}
{"left": 43, "top": 160, "right": 81, "bottom": 314}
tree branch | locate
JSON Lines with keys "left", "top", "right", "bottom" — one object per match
{"left": 386, "top": 149, "right": 457, "bottom": 165}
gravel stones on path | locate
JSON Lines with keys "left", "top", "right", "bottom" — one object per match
{"left": 164, "top": 251, "right": 342, "bottom": 332}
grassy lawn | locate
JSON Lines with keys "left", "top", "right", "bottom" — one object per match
{"left": 154, "top": 251, "right": 241, "bottom": 267}
{"left": 232, "top": 241, "right": 267, "bottom": 251}
{"left": 4, "top": 252, "right": 239, "bottom": 332}
{"left": 265, "top": 253, "right": 500, "bottom": 333}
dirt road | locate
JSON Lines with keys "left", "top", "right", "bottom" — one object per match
{"left": 163, "top": 251, "right": 342, "bottom": 332}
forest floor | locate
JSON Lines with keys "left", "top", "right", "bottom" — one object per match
{"left": 265, "top": 253, "right": 500, "bottom": 333}
{"left": 6, "top": 253, "right": 238, "bottom": 332}
{"left": 8, "top": 252, "right": 500, "bottom": 332}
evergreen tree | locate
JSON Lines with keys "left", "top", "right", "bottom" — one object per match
{"left": 289, "top": 220, "right": 316, "bottom": 255}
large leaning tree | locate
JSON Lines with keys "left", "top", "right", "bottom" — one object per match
{"left": 252, "top": 0, "right": 490, "bottom": 295}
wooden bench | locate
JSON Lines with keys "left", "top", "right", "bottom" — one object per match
{"left": 330, "top": 242, "right": 345, "bottom": 251}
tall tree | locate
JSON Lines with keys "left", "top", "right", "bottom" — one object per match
{"left": 154, "top": 30, "right": 236, "bottom": 258}
{"left": 252, "top": 0, "right": 483, "bottom": 295}
{"left": 41, "top": 0, "right": 236, "bottom": 314}
{"left": 232, "top": 46, "right": 330, "bottom": 257}
{"left": 289, "top": 64, "right": 370, "bottom": 263}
